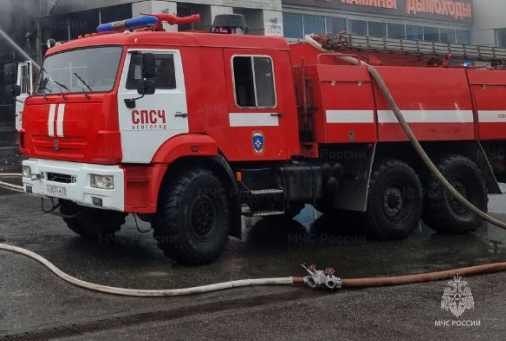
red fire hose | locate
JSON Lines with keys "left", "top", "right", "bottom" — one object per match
{"left": 141, "top": 13, "right": 201, "bottom": 31}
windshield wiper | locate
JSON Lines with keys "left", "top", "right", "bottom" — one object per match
{"left": 35, "top": 68, "right": 54, "bottom": 99}
{"left": 53, "top": 80, "right": 69, "bottom": 100}
{"left": 38, "top": 68, "right": 69, "bottom": 99}
{"left": 73, "top": 72, "right": 92, "bottom": 99}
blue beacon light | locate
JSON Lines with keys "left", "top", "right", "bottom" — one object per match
{"left": 97, "top": 16, "right": 160, "bottom": 33}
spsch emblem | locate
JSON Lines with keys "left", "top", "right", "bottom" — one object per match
{"left": 441, "top": 275, "right": 474, "bottom": 318}
{"left": 252, "top": 131, "right": 265, "bottom": 155}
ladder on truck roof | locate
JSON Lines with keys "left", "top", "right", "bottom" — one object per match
{"left": 336, "top": 33, "right": 506, "bottom": 62}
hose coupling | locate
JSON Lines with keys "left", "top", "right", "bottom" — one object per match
{"left": 301, "top": 263, "right": 342, "bottom": 290}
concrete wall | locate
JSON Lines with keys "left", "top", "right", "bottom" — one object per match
{"left": 52, "top": 0, "right": 281, "bottom": 14}
{"left": 52, "top": 0, "right": 283, "bottom": 36}
{"left": 472, "top": 0, "right": 505, "bottom": 46}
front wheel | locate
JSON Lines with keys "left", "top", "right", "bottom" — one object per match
{"left": 360, "top": 159, "right": 423, "bottom": 240}
{"left": 152, "top": 168, "right": 231, "bottom": 265}
{"left": 59, "top": 200, "right": 126, "bottom": 239}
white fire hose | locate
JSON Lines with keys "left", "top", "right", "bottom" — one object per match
{"left": 0, "top": 173, "right": 24, "bottom": 193}
{"left": 1, "top": 36, "right": 506, "bottom": 297}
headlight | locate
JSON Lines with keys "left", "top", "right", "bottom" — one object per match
{"left": 22, "top": 166, "right": 32, "bottom": 178}
{"left": 90, "top": 174, "right": 114, "bottom": 190}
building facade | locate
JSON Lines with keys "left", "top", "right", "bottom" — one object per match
{"left": 46, "top": 0, "right": 284, "bottom": 43}
{"left": 472, "top": 0, "right": 506, "bottom": 47}
{"left": 282, "top": 0, "right": 474, "bottom": 44}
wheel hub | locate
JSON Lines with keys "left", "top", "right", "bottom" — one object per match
{"left": 383, "top": 186, "right": 404, "bottom": 218}
{"left": 449, "top": 181, "right": 469, "bottom": 215}
{"left": 190, "top": 196, "right": 216, "bottom": 242}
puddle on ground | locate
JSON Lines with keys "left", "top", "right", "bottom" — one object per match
{"left": 1, "top": 187, "right": 506, "bottom": 289}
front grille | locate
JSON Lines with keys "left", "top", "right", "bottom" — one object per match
{"left": 46, "top": 172, "right": 76, "bottom": 184}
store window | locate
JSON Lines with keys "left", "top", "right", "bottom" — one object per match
{"left": 281, "top": 12, "right": 469, "bottom": 46}
{"left": 440, "top": 29, "right": 456, "bottom": 44}
{"left": 368, "top": 22, "right": 386, "bottom": 37}
{"left": 349, "top": 20, "right": 367, "bottom": 35}
{"left": 497, "top": 29, "right": 506, "bottom": 48}
{"left": 178, "top": 4, "right": 211, "bottom": 31}
{"left": 388, "top": 23, "right": 405, "bottom": 39}
{"left": 101, "top": 4, "right": 132, "bottom": 24}
{"left": 456, "top": 30, "right": 471, "bottom": 44}
{"left": 304, "top": 15, "right": 325, "bottom": 35}
{"left": 406, "top": 25, "right": 423, "bottom": 40}
{"left": 284, "top": 13, "right": 303, "bottom": 38}
{"left": 69, "top": 9, "right": 99, "bottom": 38}
{"left": 423, "top": 26, "right": 440, "bottom": 42}
{"left": 46, "top": 15, "right": 70, "bottom": 42}
{"left": 326, "top": 17, "right": 347, "bottom": 34}
{"left": 234, "top": 8, "right": 264, "bottom": 35}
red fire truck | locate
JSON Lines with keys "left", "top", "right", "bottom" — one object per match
{"left": 17, "top": 14, "right": 506, "bottom": 264}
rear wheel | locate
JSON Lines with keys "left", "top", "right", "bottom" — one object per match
{"left": 152, "top": 167, "right": 231, "bottom": 265}
{"left": 59, "top": 200, "right": 126, "bottom": 239}
{"left": 360, "top": 159, "right": 423, "bottom": 239}
{"left": 314, "top": 197, "right": 334, "bottom": 215}
{"left": 423, "top": 155, "right": 488, "bottom": 234}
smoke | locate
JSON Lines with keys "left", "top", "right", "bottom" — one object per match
{"left": 0, "top": 0, "right": 46, "bottom": 62}
{"left": 0, "top": 0, "right": 44, "bottom": 32}
{"left": 0, "top": 1, "right": 16, "bottom": 32}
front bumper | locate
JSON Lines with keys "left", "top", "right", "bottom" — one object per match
{"left": 22, "top": 159, "right": 125, "bottom": 212}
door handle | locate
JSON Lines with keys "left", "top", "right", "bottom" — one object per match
{"left": 175, "top": 112, "right": 188, "bottom": 118}
{"left": 271, "top": 113, "right": 284, "bottom": 118}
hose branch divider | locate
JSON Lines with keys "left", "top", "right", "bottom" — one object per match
{"left": 1, "top": 242, "right": 506, "bottom": 296}
{"left": 305, "top": 34, "right": 506, "bottom": 232}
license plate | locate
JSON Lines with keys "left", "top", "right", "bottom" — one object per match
{"left": 46, "top": 185, "right": 67, "bottom": 197}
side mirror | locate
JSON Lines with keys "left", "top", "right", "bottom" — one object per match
{"left": 125, "top": 79, "right": 156, "bottom": 109}
{"left": 142, "top": 53, "right": 156, "bottom": 79}
{"left": 137, "top": 79, "right": 156, "bottom": 96}
{"left": 4, "top": 63, "right": 17, "bottom": 87}
{"left": 5, "top": 85, "right": 21, "bottom": 97}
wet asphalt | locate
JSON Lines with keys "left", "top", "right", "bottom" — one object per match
{"left": 0, "top": 177, "right": 505, "bottom": 340}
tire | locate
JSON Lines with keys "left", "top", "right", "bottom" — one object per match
{"left": 314, "top": 197, "right": 334, "bottom": 215}
{"left": 361, "top": 159, "right": 423, "bottom": 240}
{"left": 152, "top": 168, "right": 231, "bottom": 265}
{"left": 59, "top": 200, "right": 126, "bottom": 239}
{"left": 423, "top": 155, "right": 488, "bottom": 234}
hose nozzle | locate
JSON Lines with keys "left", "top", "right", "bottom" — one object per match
{"left": 301, "top": 263, "right": 342, "bottom": 290}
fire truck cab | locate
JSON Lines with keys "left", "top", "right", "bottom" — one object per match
{"left": 18, "top": 14, "right": 506, "bottom": 264}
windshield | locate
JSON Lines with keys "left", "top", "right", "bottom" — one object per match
{"left": 35, "top": 47, "right": 123, "bottom": 95}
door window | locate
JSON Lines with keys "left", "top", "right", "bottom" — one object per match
{"left": 232, "top": 56, "right": 276, "bottom": 108}
{"left": 126, "top": 53, "right": 177, "bottom": 90}
{"left": 20, "top": 64, "right": 31, "bottom": 94}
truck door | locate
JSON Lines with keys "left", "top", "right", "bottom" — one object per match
{"left": 117, "top": 50, "right": 189, "bottom": 164}
{"left": 15, "top": 61, "right": 33, "bottom": 131}
{"left": 224, "top": 50, "right": 290, "bottom": 161}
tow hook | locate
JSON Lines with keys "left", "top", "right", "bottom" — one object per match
{"left": 301, "top": 263, "right": 342, "bottom": 290}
